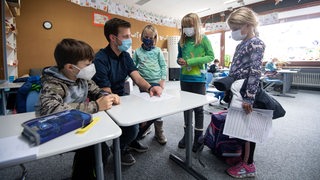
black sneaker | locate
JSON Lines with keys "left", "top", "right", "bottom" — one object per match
{"left": 121, "top": 150, "right": 136, "bottom": 166}
{"left": 129, "top": 140, "right": 148, "bottom": 153}
{"left": 192, "top": 142, "right": 204, "bottom": 152}
{"left": 178, "top": 136, "right": 186, "bottom": 149}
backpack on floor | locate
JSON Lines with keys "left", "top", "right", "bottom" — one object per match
{"left": 203, "top": 111, "right": 242, "bottom": 157}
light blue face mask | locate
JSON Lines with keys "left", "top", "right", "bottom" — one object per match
{"left": 116, "top": 37, "right": 132, "bottom": 52}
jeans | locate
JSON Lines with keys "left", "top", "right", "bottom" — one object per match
{"left": 180, "top": 81, "right": 206, "bottom": 130}
{"left": 120, "top": 124, "right": 139, "bottom": 150}
{"left": 136, "top": 119, "right": 157, "bottom": 140}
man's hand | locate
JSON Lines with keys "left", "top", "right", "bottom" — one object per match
{"left": 96, "top": 95, "right": 114, "bottom": 111}
{"left": 149, "top": 86, "right": 162, "bottom": 97}
{"left": 242, "top": 102, "right": 253, "bottom": 114}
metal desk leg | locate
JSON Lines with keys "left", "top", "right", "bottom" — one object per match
{"left": 283, "top": 73, "right": 289, "bottom": 94}
{"left": 274, "top": 73, "right": 295, "bottom": 98}
{"left": 1, "top": 90, "right": 6, "bottom": 115}
{"left": 94, "top": 143, "right": 104, "bottom": 180}
{"left": 113, "top": 138, "right": 122, "bottom": 180}
{"left": 169, "top": 110, "right": 207, "bottom": 180}
{"left": 185, "top": 109, "right": 192, "bottom": 167}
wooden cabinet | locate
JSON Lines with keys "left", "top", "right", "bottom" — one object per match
{"left": 1, "top": 0, "right": 19, "bottom": 81}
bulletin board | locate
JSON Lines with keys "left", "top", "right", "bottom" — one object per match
{"left": 15, "top": 0, "right": 180, "bottom": 76}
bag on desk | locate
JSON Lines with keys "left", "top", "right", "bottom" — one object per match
{"left": 21, "top": 109, "right": 92, "bottom": 146}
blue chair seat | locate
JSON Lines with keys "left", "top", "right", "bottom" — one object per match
{"left": 261, "top": 77, "right": 283, "bottom": 92}
{"left": 26, "top": 91, "right": 39, "bottom": 112}
{"left": 206, "top": 73, "right": 224, "bottom": 102}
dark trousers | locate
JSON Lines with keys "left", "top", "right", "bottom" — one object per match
{"left": 180, "top": 81, "right": 206, "bottom": 130}
{"left": 136, "top": 119, "right": 157, "bottom": 139}
{"left": 120, "top": 125, "right": 139, "bottom": 150}
{"left": 72, "top": 143, "right": 109, "bottom": 180}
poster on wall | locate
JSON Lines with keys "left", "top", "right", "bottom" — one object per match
{"left": 96, "top": 0, "right": 108, "bottom": 11}
{"left": 93, "top": 12, "right": 111, "bottom": 26}
{"left": 68, "top": 0, "right": 180, "bottom": 27}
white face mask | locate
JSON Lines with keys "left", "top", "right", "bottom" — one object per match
{"left": 73, "top": 64, "right": 96, "bottom": 80}
{"left": 231, "top": 29, "right": 247, "bottom": 41}
{"left": 183, "top": 27, "right": 195, "bottom": 37}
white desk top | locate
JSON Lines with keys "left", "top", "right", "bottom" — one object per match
{"left": 0, "top": 82, "right": 24, "bottom": 90}
{"left": 0, "top": 111, "right": 122, "bottom": 168}
{"left": 278, "top": 69, "right": 298, "bottom": 74}
{"left": 107, "top": 89, "right": 217, "bottom": 126}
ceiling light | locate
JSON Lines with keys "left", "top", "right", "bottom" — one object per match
{"left": 135, "top": 0, "right": 151, "bottom": 6}
{"left": 196, "top": 8, "right": 211, "bottom": 14}
{"left": 224, "top": 0, "right": 237, "bottom": 4}
{"left": 237, "top": 0, "right": 245, "bottom": 5}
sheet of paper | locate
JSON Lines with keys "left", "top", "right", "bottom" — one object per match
{"left": 223, "top": 107, "right": 273, "bottom": 143}
{"left": 0, "top": 135, "right": 38, "bottom": 168}
{"left": 133, "top": 92, "right": 174, "bottom": 102}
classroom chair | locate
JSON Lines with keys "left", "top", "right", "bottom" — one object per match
{"left": 206, "top": 73, "right": 226, "bottom": 111}
{"left": 15, "top": 77, "right": 41, "bottom": 179}
{"left": 260, "top": 76, "right": 283, "bottom": 93}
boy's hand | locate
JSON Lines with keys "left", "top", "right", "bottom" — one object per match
{"left": 96, "top": 95, "right": 114, "bottom": 111}
{"left": 149, "top": 86, "right": 162, "bottom": 97}
{"left": 111, "top": 94, "right": 120, "bottom": 105}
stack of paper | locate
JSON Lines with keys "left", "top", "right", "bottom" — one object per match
{"left": 223, "top": 107, "right": 273, "bottom": 143}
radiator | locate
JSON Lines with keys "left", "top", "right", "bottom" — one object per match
{"left": 292, "top": 72, "right": 320, "bottom": 88}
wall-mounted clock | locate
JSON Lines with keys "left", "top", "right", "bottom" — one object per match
{"left": 43, "top": 21, "right": 52, "bottom": 30}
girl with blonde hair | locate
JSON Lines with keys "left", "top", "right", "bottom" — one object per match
{"left": 133, "top": 24, "right": 168, "bottom": 145}
{"left": 177, "top": 13, "right": 214, "bottom": 152}
{"left": 226, "top": 7, "right": 266, "bottom": 178}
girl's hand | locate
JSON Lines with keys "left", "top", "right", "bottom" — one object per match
{"left": 242, "top": 102, "right": 253, "bottom": 114}
{"left": 159, "top": 80, "right": 165, "bottom": 89}
{"left": 177, "top": 58, "right": 187, "bottom": 66}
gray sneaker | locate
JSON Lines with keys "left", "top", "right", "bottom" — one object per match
{"left": 121, "top": 150, "right": 136, "bottom": 166}
{"left": 129, "top": 140, "right": 149, "bottom": 153}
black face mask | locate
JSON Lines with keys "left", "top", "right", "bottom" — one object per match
{"left": 142, "top": 38, "right": 155, "bottom": 51}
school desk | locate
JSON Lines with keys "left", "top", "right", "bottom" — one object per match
{"left": 106, "top": 89, "right": 217, "bottom": 180}
{"left": 0, "top": 111, "right": 122, "bottom": 180}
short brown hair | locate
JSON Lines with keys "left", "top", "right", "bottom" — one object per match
{"left": 54, "top": 38, "right": 94, "bottom": 70}
{"left": 104, "top": 18, "right": 131, "bottom": 42}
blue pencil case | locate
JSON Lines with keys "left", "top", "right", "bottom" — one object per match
{"left": 21, "top": 109, "right": 92, "bottom": 146}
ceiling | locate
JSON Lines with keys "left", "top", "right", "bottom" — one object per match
{"left": 114, "top": 0, "right": 266, "bottom": 19}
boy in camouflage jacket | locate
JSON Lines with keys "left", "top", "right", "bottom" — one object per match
{"left": 36, "top": 38, "right": 115, "bottom": 180}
